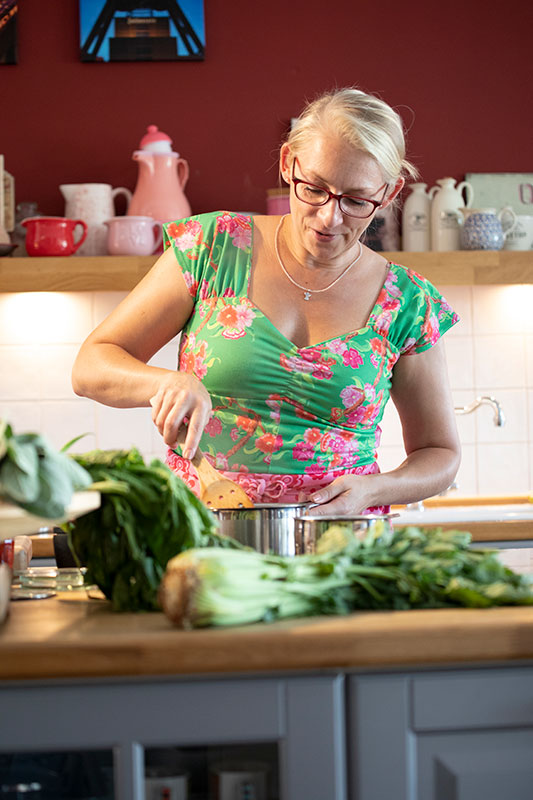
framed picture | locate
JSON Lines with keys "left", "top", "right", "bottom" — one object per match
{"left": 0, "top": 0, "right": 18, "bottom": 65}
{"left": 465, "top": 173, "right": 533, "bottom": 215}
{"left": 79, "top": 0, "right": 205, "bottom": 63}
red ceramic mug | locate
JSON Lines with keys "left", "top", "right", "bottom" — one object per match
{"left": 22, "top": 216, "right": 88, "bottom": 257}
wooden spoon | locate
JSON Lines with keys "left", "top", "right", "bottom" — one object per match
{"left": 193, "top": 451, "right": 253, "bottom": 509}
{"left": 174, "top": 429, "right": 253, "bottom": 509}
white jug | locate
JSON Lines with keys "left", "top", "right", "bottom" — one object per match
{"left": 430, "top": 177, "right": 474, "bottom": 251}
{"left": 60, "top": 183, "right": 132, "bottom": 256}
{"left": 402, "top": 183, "right": 432, "bottom": 251}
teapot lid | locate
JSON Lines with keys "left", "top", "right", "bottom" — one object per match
{"left": 138, "top": 124, "right": 174, "bottom": 154}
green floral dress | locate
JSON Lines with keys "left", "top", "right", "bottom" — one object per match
{"left": 163, "top": 211, "right": 459, "bottom": 508}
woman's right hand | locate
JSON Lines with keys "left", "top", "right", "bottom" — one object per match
{"left": 149, "top": 373, "right": 212, "bottom": 459}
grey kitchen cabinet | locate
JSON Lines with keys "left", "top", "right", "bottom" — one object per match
{"left": 348, "top": 665, "right": 533, "bottom": 800}
{"left": 0, "top": 673, "right": 347, "bottom": 800}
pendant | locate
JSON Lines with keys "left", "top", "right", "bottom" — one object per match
{"left": 303, "top": 291, "right": 312, "bottom": 301}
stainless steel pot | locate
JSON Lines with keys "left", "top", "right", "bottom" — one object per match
{"left": 213, "top": 506, "right": 398, "bottom": 556}
{"left": 293, "top": 514, "right": 398, "bottom": 554}
{"left": 212, "top": 503, "right": 311, "bottom": 556}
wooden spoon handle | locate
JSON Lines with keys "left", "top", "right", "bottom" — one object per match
{"left": 190, "top": 450, "right": 225, "bottom": 489}
{"left": 174, "top": 427, "right": 226, "bottom": 489}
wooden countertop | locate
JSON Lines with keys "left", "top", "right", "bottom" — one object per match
{"left": 2, "top": 593, "right": 533, "bottom": 681}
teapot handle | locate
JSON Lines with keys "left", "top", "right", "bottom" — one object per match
{"left": 498, "top": 205, "right": 517, "bottom": 236}
{"left": 457, "top": 181, "right": 474, "bottom": 208}
{"left": 428, "top": 185, "right": 439, "bottom": 199}
{"left": 112, "top": 186, "right": 133, "bottom": 211}
{"left": 176, "top": 158, "right": 190, "bottom": 190}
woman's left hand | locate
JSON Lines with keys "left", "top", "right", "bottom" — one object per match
{"left": 306, "top": 474, "right": 374, "bottom": 515}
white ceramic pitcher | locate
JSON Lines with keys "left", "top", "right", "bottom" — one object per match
{"left": 60, "top": 183, "right": 132, "bottom": 256}
{"left": 430, "top": 177, "right": 474, "bottom": 251}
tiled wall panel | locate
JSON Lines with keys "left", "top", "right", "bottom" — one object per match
{"left": 1, "top": 284, "right": 532, "bottom": 496}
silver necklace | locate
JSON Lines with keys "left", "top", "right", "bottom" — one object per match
{"left": 274, "top": 214, "right": 363, "bottom": 301}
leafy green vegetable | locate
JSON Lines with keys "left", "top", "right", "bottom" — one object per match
{"left": 67, "top": 448, "right": 240, "bottom": 612}
{"left": 160, "top": 524, "right": 533, "bottom": 628}
{"left": 0, "top": 420, "right": 92, "bottom": 517}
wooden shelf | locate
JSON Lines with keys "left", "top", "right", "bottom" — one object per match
{"left": 1, "top": 250, "right": 532, "bottom": 292}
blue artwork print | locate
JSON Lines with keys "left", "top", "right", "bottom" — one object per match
{"left": 79, "top": 0, "right": 205, "bottom": 62}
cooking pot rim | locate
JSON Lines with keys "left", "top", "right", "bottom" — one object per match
{"left": 296, "top": 513, "right": 399, "bottom": 522}
{"left": 212, "top": 502, "right": 310, "bottom": 512}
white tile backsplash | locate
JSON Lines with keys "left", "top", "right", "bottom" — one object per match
{"left": 95, "top": 404, "right": 153, "bottom": 453}
{"left": 0, "top": 345, "right": 42, "bottom": 400}
{"left": 526, "top": 335, "right": 533, "bottom": 387}
{"left": 0, "top": 292, "right": 93, "bottom": 345}
{"left": 477, "top": 442, "right": 530, "bottom": 495}
{"left": 40, "top": 345, "right": 83, "bottom": 399}
{"left": 0, "top": 286, "right": 532, "bottom": 494}
{"left": 41, "top": 399, "right": 97, "bottom": 453}
{"left": 444, "top": 336, "right": 475, "bottom": 390}
{"left": 472, "top": 285, "right": 533, "bottom": 335}
{"left": 440, "top": 285, "right": 473, "bottom": 336}
{"left": 473, "top": 334, "right": 526, "bottom": 388}
{"left": 0, "top": 401, "right": 41, "bottom": 432}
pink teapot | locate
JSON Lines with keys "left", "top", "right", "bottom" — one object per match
{"left": 128, "top": 125, "right": 191, "bottom": 224}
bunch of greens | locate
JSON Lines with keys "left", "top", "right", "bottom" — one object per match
{"left": 160, "top": 523, "right": 533, "bottom": 628}
{"left": 68, "top": 448, "right": 239, "bottom": 612}
{"left": 0, "top": 419, "right": 92, "bottom": 518}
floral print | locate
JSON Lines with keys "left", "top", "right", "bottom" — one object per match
{"left": 163, "top": 211, "right": 459, "bottom": 505}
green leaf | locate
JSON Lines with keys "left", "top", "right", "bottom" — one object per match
{"left": 0, "top": 441, "right": 40, "bottom": 502}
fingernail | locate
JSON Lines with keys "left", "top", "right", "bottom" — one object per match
{"left": 183, "top": 448, "right": 193, "bottom": 460}
{"left": 310, "top": 493, "right": 323, "bottom": 502}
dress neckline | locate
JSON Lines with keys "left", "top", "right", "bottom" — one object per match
{"left": 242, "top": 213, "right": 393, "bottom": 351}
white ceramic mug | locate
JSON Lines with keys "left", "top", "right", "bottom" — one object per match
{"left": 503, "top": 215, "right": 533, "bottom": 250}
{"left": 210, "top": 761, "right": 269, "bottom": 800}
{"left": 105, "top": 215, "right": 162, "bottom": 256}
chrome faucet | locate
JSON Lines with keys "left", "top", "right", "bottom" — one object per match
{"left": 454, "top": 395, "right": 505, "bottom": 427}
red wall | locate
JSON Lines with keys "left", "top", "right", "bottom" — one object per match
{"left": 2, "top": 0, "right": 532, "bottom": 217}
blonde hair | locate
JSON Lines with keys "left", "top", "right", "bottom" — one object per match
{"left": 286, "top": 87, "right": 418, "bottom": 184}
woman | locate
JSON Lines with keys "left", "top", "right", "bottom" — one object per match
{"left": 72, "top": 87, "right": 461, "bottom": 515}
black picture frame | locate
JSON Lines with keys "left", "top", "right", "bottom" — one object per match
{"left": 79, "top": 0, "right": 205, "bottom": 63}
{"left": 0, "top": 0, "right": 18, "bottom": 65}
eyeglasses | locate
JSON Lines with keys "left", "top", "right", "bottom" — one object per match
{"left": 291, "top": 157, "right": 388, "bottom": 219}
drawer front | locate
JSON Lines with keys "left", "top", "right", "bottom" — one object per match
{"left": 412, "top": 667, "right": 533, "bottom": 731}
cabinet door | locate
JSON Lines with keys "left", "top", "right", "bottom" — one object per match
{"left": 416, "top": 730, "right": 533, "bottom": 800}
{"left": 347, "top": 667, "right": 533, "bottom": 800}
{"left": 0, "top": 674, "right": 347, "bottom": 800}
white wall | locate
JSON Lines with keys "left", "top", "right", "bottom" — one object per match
{"left": 1, "top": 285, "right": 532, "bottom": 497}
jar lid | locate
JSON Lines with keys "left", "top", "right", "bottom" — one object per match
{"left": 138, "top": 124, "right": 174, "bottom": 153}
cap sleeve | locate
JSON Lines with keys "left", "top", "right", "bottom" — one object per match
{"left": 386, "top": 266, "right": 460, "bottom": 355}
{"left": 163, "top": 213, "right": 219, "bottom": 300}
